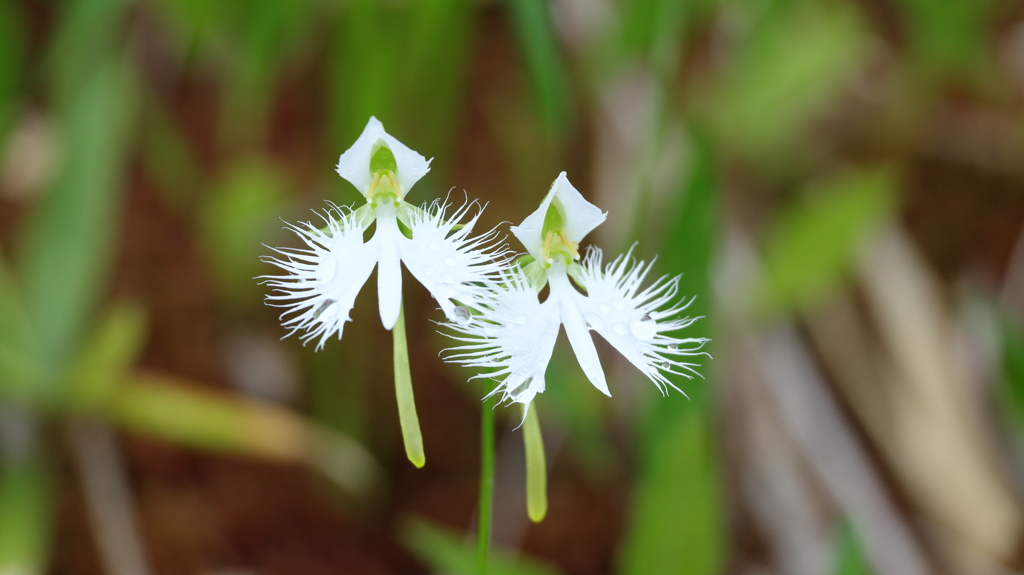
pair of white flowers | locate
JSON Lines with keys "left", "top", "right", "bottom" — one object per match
{"left": 262, "top": 117, "right": 707, "bottom": 417}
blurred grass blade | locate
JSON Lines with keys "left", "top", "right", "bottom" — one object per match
{"left": 108, "top": 376, "right": 380, "bottom": 496}
{"left": 0, "top": 455, "right": 51, "bottom": 575}
{"left": 620, "top": 130, "right": 723, "bottom": 575}
{"left": 0, "top": 0, "right": 25, "bottom": 131}
{"left": 706, "top": 1, "right": 868, "bottom": 164}
{"left": 393, "top": 305, "right": 425, "bottom": 468}
{"left": 19, "top": 59, "right": 136, "bottom": 377}
{"left": 506, "top": 0, "right": 571, "bottom": 139}
{"left": 832, "top": 520, "right": 870, "bottom": 575}
{"left": 0, "top": 252, "right": 43, "bottom": 403}
{"left": 523, "top": 404, "right": 547, "bottom": 523}
{"left": 761, "top": 169, "right": 897, "bottom": 315}
{"left": 401, "top": 516, "right": 561, "bottom": 575}
{"left": 66, "top": 302, "right": 147, "bottom": 410}
{"left": 619, "top": 410, "right": 723, "bottom": 575}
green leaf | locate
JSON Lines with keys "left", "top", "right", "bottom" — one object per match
{"left": 19, "top": 59, "right": 136, "bottom": 377}
{"left": 0, "top": 455, "right": 51, "bottom": 575}
{"left": 506, "top": 0, "right": 572, "bottom": 139}
{"left": 393, "top": 304, "right": 425, "bottom": 468}
{"left": 706, "top": 1, "right": 869, "bottom": 165}
{"left": 893, "top": 0, "right": 997, "bottom": 77}
{"left": 832, "top": 519, "right": 871, "bottom": 575}
{"left": 0, "top": 252, "right": 43, "bottom": 403}
{"left": 199, "top": 159, "right": 289, "bottom": 308}
{"left": 523, "top": 404, "right": 547, "bottom": 523}
{"left": 66, "top": 302, "right": 147, "bottom": 411}
{"left": 400, "top": 516, "right": 562, "bottom": 575}
{"left": 0, "top": 0, "right": 25, "bottom": 131}
{"left": 619, "top": 130, "right": 723, "bottom": 575}
{"left": 761, "top": 169, "right": 897, "bottom": 315}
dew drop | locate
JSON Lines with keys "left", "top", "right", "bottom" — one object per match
{"left": 599, "top": 304, "right": 611, "bottom": 314}
{"left": 516, "top": 315, "right": 527, "bottom": 325}
{"left": 454, "top": 305, "right": 471, "bottom": 323}
{"left": 484, "top": 327, "right": 497, "bottom": 337}
{"left": 641, "top": 313, "right": 652, "bottom": 321}
{"left": 613, "top": 323, "right": 627, "bottom": 335}
{"left": 445, "top": 257, "right": 457, "bottom": 266}
{"left": 660, "top": 361, "right": 670, "bottom": 369}
{"left": 629, "top": 317, "right": 658, "bottom": 341}
{"left": 424, "top": 266, "right": 435, "bottom": 275}
{"left": 669, "top": 343, "right": 679, "bottom": 351}
{"left": 614, "top": 300, "right": 626, "bottom": 310}
{"left": 313, "top": 299, "right": 337, "bottom": 321}
{"left": 337, "top": 246, "right": 348, "bottom": 254}
{"left": 510, "top": 377, "right": 533, "bottom": 398}
{"left": 428, "top": 242, "right": 441, "bottom": 252}
{"left": 443, "top": 274, "right": 455, "bottom": 284}
{"left": 584, "top": 313, "right": 604, "bottom": 331}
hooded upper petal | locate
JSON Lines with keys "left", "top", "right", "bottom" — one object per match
{"left": 397, "top": 199, "right": 512, "bottom": 321}
{"left": 335, "top": 117, "right": 433, "bottom": 197}
{"left": 510, "top": 172, "right": 607, "bottom": 259}
{"left": 572, "top": 246, "right": 709, "bottom": 395}
{"left": 261, "top": 204, "right": 379, "bottom": 350}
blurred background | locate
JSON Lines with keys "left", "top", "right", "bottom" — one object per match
{"left": 2, "top": 0, "right": 1024, "bottom": 574}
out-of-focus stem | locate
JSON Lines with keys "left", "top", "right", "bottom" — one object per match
{"left": 475, "top": 397, "right": 495, "bottom": 575}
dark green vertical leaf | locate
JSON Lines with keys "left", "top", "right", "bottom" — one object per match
{"left": 505, "top": 0, "right": 572, "bottom": 139}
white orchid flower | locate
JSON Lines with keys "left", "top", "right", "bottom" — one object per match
{"left": 444, "top": 172, "right": 709, "bottom": 410}
{"left": 261, "top": 117, "right": 509, "bottom": 350}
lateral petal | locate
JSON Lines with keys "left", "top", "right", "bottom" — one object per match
{"left": 260, "top": 203, "right": 379, "bottom": 350}
{"left": 398, "top": 199, "right": 511, "bottom": 321}
{"left": 441, "top": 273, "right": 560, "bottom": 411}
{"left": 572, "top": 246, "right": 709, "bottom": 395}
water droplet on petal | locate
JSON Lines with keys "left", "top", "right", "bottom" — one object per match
{"left": 445, "top": 257, "right": 457, "bottom": 266}
{"left": 484, "top": 327, "right": 497, "bottom": 336}
{"left": 428, "top": 242, "right": 441, "bottom": 252}
{"left": 641, "top": 313, "right": 651, "bottom": 321}
{"left": 510, "top": 377, "right": 533, "bottom": 398}
{"left": 630, "top": 317, "right": 658, "bottom": 340}
{"left": 454, "top": 306, "right": 471, "bottom": 323}
{"left": 614, "top": 300, "right": 626, "bottom": 310}
{"left": 669, "top": 343, "right": 679, "bottom": 351}
{"left": 660, "top": 361, "right": 670, "bottom": 369}
{"left": 516, "top": 315, "right": 527, "bottom": 325}
{"left": 424, "top": 266, "right": 435, "bottom": 275}
{"left": 599, "top": 304, "right": 611, "bottom": 314}
{"left": 613, "top": 323, "right": 627, "bottom": 335}
{"left": 313, "top": 299, "right": 337, "bottom": 322}
{"left": 443, "top": 274, "right": 454, "bottom": 284}
{"left": 584, "top": 313, "right": 604, "bottom": 331}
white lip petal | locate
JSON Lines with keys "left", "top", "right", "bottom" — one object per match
{"left": 260, "top": 203, "right": 379, "bottom": 350}
{"left": 375, "top": 202, "right": 403, "bottom": 330}
{"left": 335, "top": 117, "right": 432, "bottom": 196}
{"left": 572, "top": 246, "right": 709, "bottom": 395}
{"left": 548, "top": 265, "right": 609, "bottom": 396}
{"left": 441, "top": 273, "right": 560, "bottom": 410}
{"left": 510, "top": 172, "right": 606, "bottom": 258}
{"left": 397, "top": 199, "right": 511, "bottom": 321}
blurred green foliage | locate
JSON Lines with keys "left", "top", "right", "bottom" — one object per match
{"left": 402, "top": 516, "right": 562, "bottom": 575}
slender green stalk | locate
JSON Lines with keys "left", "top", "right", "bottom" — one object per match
{"left": 393, "top": 304, "right": 425, "bottom": 467}
{"left": 523, "top": 404, "right": 547, "bottom": 522}
{"left": 475, "top": 397, "right": 496, "bottom": 575}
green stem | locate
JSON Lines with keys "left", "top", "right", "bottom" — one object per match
{"left": 393, "top": 304, "right": 425, "bottom": 468}
{"left": 523, "top": 404, "right": 547, "bottom": 522}
{"left": 475, "top": 397, "right": 495, "bottom": 575}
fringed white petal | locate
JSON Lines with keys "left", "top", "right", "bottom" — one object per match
{"left": 260, "top": 203, "right": 379, "bottom": 350}
{"left": 335, "top": 117, "right": 432, "bottom": 196}
{"left": 572, "top": 246, "right": 709, "bottom": 396}
{"left": 441, "top": 274, "right": 559, "bottom": 411}
{"left": 548, "top": 266, "right": 609, "bottom": 396}
{"left": 510, "top": 172, "right": 606, "bottom": 259}
{"left": 398, "top": 199, "right": 512, "bottom": 321}
{"left": 375, "top": 202, "right": 403, "bottom": 330}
